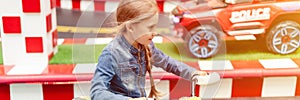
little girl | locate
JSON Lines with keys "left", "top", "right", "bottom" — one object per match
{"left": 90, "top": 0, "right": 208, "bottom": 100}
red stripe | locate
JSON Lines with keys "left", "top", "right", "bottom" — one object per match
{"left": 56, "top": 0, "right": 61, "bottom": 7}
{"left": 151, "top": 72, "right": 180, "bottom": 80}
{"left": 1, "top": 65, "right": 299, "bottom": 82}
{"left": 0, "top": 65, "right": 5, "bottom": 75}
{"left": 292, "top": 59, "right": 300, "bottom": 68}
{"left": 0, "top": 65, "right": 15, "bottom": 75}
{"left": 195, "top": 85, "right": 200, "bottom": 97}
{"left": 293, "top": 59, "right": 300, "bottom": 96}
{"left": 52, "top": 29, "right": 58, "bottom": 47}
{"left": 94, "top": 1, "right": 105, "bottom": 12}
{"left": 46, "top": 13, "right": 52, "bottom": 32}
{"left": 48, "top": 52, "right": 54, "bottom": 61}
{"left": 231, "top": 60, "right": 264, "bottom": 69}
{"left": 46, "top": 64, "right": 75, "bottom": 74}
{"left": 43, "top": 84, "right": 74, "bottom": 100}
{"left": 0, "top": 74, "right": 93, "bottom": 84}
{"left": 169, "top": 79, "right": 193, "bottom": 99}
{"left": 218, "top": 68, "right": 300, "bottom": 78}
{"left": 295, "top": 76, "right": 300, "bottom": 96}
{"left": 232, "top": 77, "right": 263, "bottom": 97}
{"left": 263, "top": 69, "right": 300, "bottom": 77}
{"left": 0, "top": 84, "right": 10, "bottom": 100}
{"left": 156, "top": 1, "right": 164, "bottom": 13}
{"left": 50, "top": 0, "right": 55, "bottom": 9}
{"left": 62, "top": 39, "right": 87, "bottom": 44}
{"left": 184, "top": 62, "right": 200, "bottom": 70}
{"left": 1, "top": 68, "right": 298, "bottom": 84}
{"left": 72, "top": 0, "right": 80, "bottom": 10}
{"left": 220, "top": 70, "right": 262, "bottom": 78}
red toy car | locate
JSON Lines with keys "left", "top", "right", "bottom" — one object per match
{"left": 171, "top": 0, "right": 300, "bottom": 58}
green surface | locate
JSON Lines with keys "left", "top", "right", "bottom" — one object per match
{"left": 225, "top": 40, "right": 300, "bottom": 60}
{"left": 0, "top": 40, "right": 299, "bottom": 64}
{"left": 49, "top": 40, "right": 300, "bottom": 64}
{"left": 49, "top": 44, "right": 106, "bottom": 64}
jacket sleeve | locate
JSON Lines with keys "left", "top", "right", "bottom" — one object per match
{"left": 90, "top": 50, "right": 130, "bottom": 100}
{"left": 149, "top": 42, "right": 197, "bottom": 80}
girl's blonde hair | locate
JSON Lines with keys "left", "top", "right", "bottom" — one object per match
{"left": 144, "top": 45, "right": 164, "bottom": 99}
{"left": 116, "top": 0, "right": 163, "bottom": 99}
{"left": 116, "top": 0, "right": 158, "bottom": 32}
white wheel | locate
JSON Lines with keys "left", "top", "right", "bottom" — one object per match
{"left": 266, "top": 21, "right": 300, "bottom": 54}
{"left": 186, "top": 25, "right": 221, "bottom": 58}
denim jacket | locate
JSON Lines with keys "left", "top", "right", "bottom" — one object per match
{"left": 90, "top": 35, "right": 197, "bottom": 100}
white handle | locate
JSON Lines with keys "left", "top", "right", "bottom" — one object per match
{"left": 194, "top": 72, "right": 220, "bottom": 85}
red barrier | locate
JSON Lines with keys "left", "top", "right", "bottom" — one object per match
{"left": 1, "top": 68, "right": 300, "bottom": 84}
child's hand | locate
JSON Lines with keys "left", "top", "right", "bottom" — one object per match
{"left": 192, "top": 72, "right": 220, "bottom": 85}
{"left": 192, "top": 71, "right": 208, "bottom": 77}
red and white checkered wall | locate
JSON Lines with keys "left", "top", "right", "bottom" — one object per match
{"left": 1, "top": 62, "right": 300, "bottom": 100}
{"left": 1, "top": 77, "right": 299, "bottom": 100}
{"left": 0, "top": 0, "right": 58, "bottom": 66}
{"left": 55, "top": 0, "right": 188, "bottom": 13}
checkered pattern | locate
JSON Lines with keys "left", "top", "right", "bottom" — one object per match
{"left": 55, "top": 0, "right": 185, "bottom": 13}
{"left": 0, "top": 0, "right": 58, "bottom": 66}
{"left": 197, "top": 59, "right": 300, "bottom": 98}
{"left": 0, "top": 58, "right": 300, "bottom": 100}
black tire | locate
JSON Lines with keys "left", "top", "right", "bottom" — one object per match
{"left": 266, "top": 20, "right": 300, "bottom": 54}
{"left": 184, "top": 25, "right": 222, "bottom": 58}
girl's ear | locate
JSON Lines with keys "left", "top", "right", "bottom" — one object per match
{"left": 125, "top": 22, "right": 133, "bottom": 33}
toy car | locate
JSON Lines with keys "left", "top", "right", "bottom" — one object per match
{"left": 170, "top": 0, "right": 300, "bottom": 58}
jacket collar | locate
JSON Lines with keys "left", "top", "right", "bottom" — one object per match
{"left": 119, "top": 35, "right": 143, "bottom": 55}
